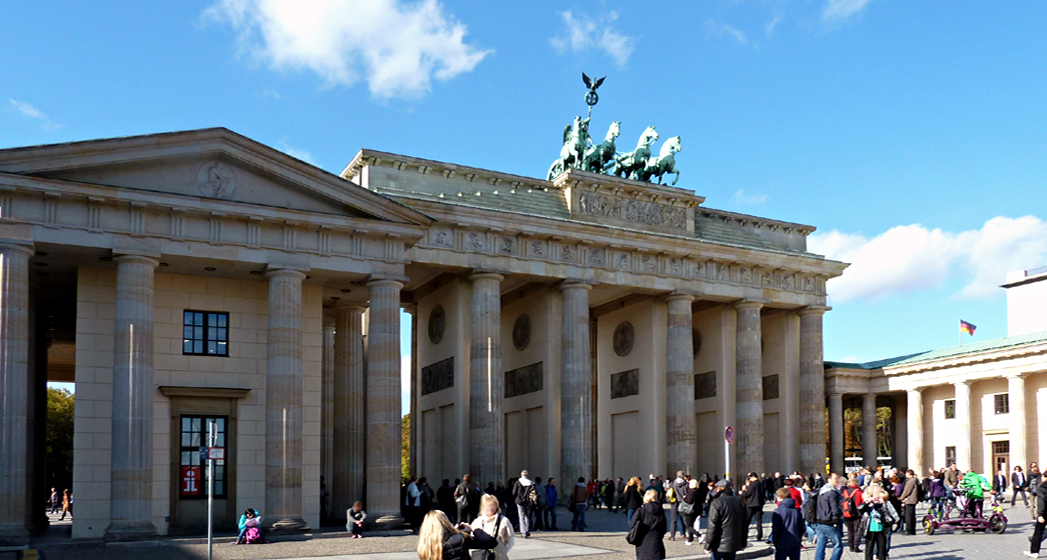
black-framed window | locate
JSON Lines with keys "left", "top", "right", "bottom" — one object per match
{"left": 994, "top": 393, "right": 1010, "bottom": 415}
{"left": 183, "top": 311, "right": 229, "bottom": 356}
{"left": 944, "top": 399, "right": 956, "bottom": 419}
{"left": 179, "top": 416, "right": 227, "bottom": 498}
{"left": 945, "top": 446, "right": 956, "bottom": 466}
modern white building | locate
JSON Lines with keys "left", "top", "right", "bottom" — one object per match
{"left": 825, "top": 266, "right": 1047, "bottom": 477}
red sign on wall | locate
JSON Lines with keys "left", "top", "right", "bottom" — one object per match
{"left": 181, "top": 466, "right": 202, "bottom": 497}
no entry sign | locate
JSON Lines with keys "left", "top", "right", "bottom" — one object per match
{"left": 725, "top": 426, "right": 735, "bottom": 444}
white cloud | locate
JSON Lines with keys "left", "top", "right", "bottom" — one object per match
{"left": 705, "top": 19, "right": 748, "bottom": 46}
{"left": 822, "top": 0, "right": 875, "bottom": 22}
{"left": 550, "top": 10, "right": 635, "bottom": 67}
{"left": 277, "top": 140, "right": 316, "bottom": 165}
{"left": 765, "top": 15, "right": 783, "bottom": 36}
{"left": 203, "top": 0, "right": 490, "bottom": 99}
{"left": 731, "top": 188, "right": 768, "bottom": 205}
{"left": 8, "top": 99, "right": 60, "bottom": 130}
{"left": 809, "top": 216, "right": 1047, "bottom": 303}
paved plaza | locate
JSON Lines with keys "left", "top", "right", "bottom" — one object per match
{"left": 14, "top": 502, "right": 1042, "bottom": 560}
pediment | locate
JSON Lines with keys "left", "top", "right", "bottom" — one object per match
{"left": 0, "top": 128, "right": 430, "bottom": 226}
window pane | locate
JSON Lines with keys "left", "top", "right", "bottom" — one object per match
{"left": 216, "top": 433, "right": 225, "bottom": 447}
{"left": 217, "top": 329, "right": 227, "bottom": 342}
{"left": 181, "top": 432, "right": 191, "bottom": 447}
{"left": 217, "top": 418, "right": 225, "bottom": 431}
{"left": 215, "top": 481, "right": 224, "bottom": 496}
{"left": 194, "top": 313, "right": 204, "bottom": 326}
{"left": 217, "top": 314, "right": 227, "bottom": 327}
{"left": 207, "top": 341, "right": 216, "bottom": 354}
{"left": 194, "top": 341, "right": 203, "bottom": 354}
{"left": 217, "top": 342, "right": 227, "bottom": 355}
{"left": 182, "top": 417, "right": 191, "bottom": 431}
{"left": 191, "top": 418, "right": 201, "bottom": 431}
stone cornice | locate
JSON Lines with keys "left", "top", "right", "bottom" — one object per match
{"left": 882, "top": 340, "right": 1047, "bottom": 377}
{"left": 158, "top": 386, "right": 251, "bottom": 399}
{"left": 343, "top": 149, "right": 549, "bottom": 193}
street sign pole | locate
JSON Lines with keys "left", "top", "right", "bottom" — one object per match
{"left": 207, "top": 421, "right": 216, "bottom": 560}
{"left": 724, "top": 426, "right": 735, "bottom": 481}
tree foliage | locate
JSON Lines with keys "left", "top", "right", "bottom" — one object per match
{"left": 46, "top": 387, "right": 75, "bottom": 491}
{"left": 401, "top": 413, "right": 411, "bottom": 482}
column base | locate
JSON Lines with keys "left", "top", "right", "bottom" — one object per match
{"left": 266, "top": 516, "right": 309, "bottom": 535}
{"left": 104, "top": 521, "right": 158, "bottom": 542}
{"left": 368, "top": 514, "right": 407, "bottom": 532}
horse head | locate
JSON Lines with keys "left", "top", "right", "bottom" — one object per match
{"left": 659, "top": 136, "right": 682, "bottom": 158}
{"left": 606, "top": 121, "right": 621, "bottom": 142}
{"left": 636, "top": 126, "right": 659, "bottom": 149}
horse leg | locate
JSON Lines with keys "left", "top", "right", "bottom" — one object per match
{"left": 672, "top": 170, "right": 680, "bottom": 186}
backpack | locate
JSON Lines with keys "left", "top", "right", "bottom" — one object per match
{"left": 245, "top": 527, "right": 262, "bottom": 544}
{"left": 841, "top": 488, "right": 858, "bottom": 519}
{"left": 667, "top": 487, "right": 677, "bottom": 504}
{"left": 455, "top": 484, "right": 470, "bottom": 508}
{"left": 803, "top": 491, "right": 820, "bottom": 525}
{"left": 525, "top": 485, "right": 540, "bottom": 508}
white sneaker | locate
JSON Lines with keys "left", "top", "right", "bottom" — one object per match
{"left": 1024, "top": 552, "right": 1039, "bottom": 559}
{"left": 685, "top": 541, "right": 693, "bottom": 546}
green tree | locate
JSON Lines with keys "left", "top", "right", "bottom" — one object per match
{"left": 401, "top": 414, "right": 411, "bottom": 482}
{"left": 46, "top": 387, "right": 75, "bottom": 491}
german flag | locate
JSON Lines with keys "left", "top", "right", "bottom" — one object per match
{"left": 960, "top": 320, "right": 977, "bottom": 336}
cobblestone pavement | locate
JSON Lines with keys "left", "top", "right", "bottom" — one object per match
{"left": 25, "top": 503, "right": 1044, "bottom": 560}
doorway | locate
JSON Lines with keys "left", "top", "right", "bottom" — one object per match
{"left": 992, "top": 441, "right": 1010, "bottom": 474}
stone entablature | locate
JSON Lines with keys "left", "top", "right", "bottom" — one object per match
{"left": 553, "top": 168, "right": 703, "bottom": 235}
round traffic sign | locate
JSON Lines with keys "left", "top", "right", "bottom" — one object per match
{"left": 725, "top": 426, "right": 735, "bottom": 444}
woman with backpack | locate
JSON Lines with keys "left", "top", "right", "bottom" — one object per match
{"left": 418, "top": 510, "right": 497, "bottom": 560}
{"left": 858, "top": 490, "right": 898, "bottom": 560}
{"left": 470, "top": 494, "right": 514, "bottom": 560}
{"left": 234, "top": 508, "right": 268, "bottom": 545}
{"left": 629, "top": 489, "right": 667, "bottom": 560}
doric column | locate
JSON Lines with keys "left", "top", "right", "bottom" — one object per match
{"left": 828, "top": 393, "right": 845, "bottom": 474}
{"left": 365, "top": 278, "right": 403, "bottom": 524}
{"left": 666, "top": 294, "right": 696, "bottom": 474}
{"left": 0, "top": 244, "right": 33, "bottom": 542}
{"left": 907, "top": 388, "right": 924, "bottom": 474}
{"left": 107, "top": 255, "right": 159, "bottom": 541}
{"left": 321, "top": 314, "right": 335, "bottom": 517}
{"left": 405, "top": 304, "right": 419, "bottom": 479}
{"left": 468, "top": 272, "right": 504, "bottom": 487}
{"left": 332, "top": 303, "right": 366, "bottom": 520}
{"left": 798, "top": 307, "right": 828, "bottom": 476}
{"left": 862, "top": 393, "right": 878, "bottom": 469}
{"left": 735, "top": 300, "right": 764, "bottom": 477}
{"left": 263, "top": 269, "right": 307, "bottom": 532}
{"left": 1008, "top": 374, "right": 1027, "bottom": 471}
{"left": 561, "top": 282, "right": 592, "bottom": 484}
{"left": 954, "top": 381, "right": 972, "bottom": 470}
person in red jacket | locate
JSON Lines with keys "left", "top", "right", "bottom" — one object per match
{"left": 841, "top": 479, "right": 865, "bottom": 553}
{"left": 783, "top": 478, "right": 803, "bottom": 509}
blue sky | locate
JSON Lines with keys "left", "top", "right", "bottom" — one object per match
{"left": 6, "top": 1, "right": 1047, "bottom": 407}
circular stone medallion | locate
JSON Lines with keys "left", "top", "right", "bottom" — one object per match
{"left": 196, "top": 161, "right": 238, "bottom": 200}
{"left": 613, "top": 322, "right": 635, "bottom": 357}
{"left": 428, "top": 305, "right": 445, "bottom": 345}
{"left": 512, "top": 314, "right": 531, "bottom": 351}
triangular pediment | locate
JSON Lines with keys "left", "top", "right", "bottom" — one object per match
{"left": 0, "top": 128, "right": 430, "bottom": 226}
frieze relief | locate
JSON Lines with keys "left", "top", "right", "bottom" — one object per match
{"left": 575, "top": 191, "right": 687, "bottom": 231}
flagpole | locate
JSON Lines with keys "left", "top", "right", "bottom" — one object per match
{"left": 958, "top": 319, "right": 961, "bottom": 347}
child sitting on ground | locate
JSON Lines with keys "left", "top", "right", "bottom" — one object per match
{"left": 347, "top": 501, "right": 367, "bottom": 538}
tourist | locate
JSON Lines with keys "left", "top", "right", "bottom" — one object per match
{"left": 993, "top": 467, "right": 1009, "bottom": 499}
{"left": 887, "top": 475, "right": 904, "bottom": 533}
{"left": 679, "top": 479, "right": 701, "bottom": 545}
{"left": 569, "top": 477, "right": 589, "bottom": 531}
{"left": 624, "top": 477, "right": 644, "bottom": 526}
{"left": 438, "top": 479, "right": 456, "bottom": 523}
{"left": 704, "top": 480, "right": 747, "bottom": 560}
{"left": 455, "top": 475, "right": 480, "bottom": 525}
{"left": 859, "top": 489, "right": 898, "bottom": 560}
{"left": 629, "top": 489, "right": 667, "bottom": 560}
{"left": 899, "top": 469, "right": 919, "bottom": 536}
{"left": 812, "top": 473, "right": 844, "bottom": 560}
{"left": 417, "top": 510, "right": 497, "bottom": 560}
{"left": 603, "top": 479, "right": 615, "bottom": 512}
{"left": 234, "top": 508, "right": 267, "bottom": 545}
{"left": 1027, "top": 477, "right": 1047, "bottom": 559}
{"left": 59, "top": 489, "right": 72, "bottom": 521}
{"left": 406, "top": 477, "right": 423, "bottom": 532}
{"left": 1014, "top": 466, "right": 1032, "bottom": 507}
{"left": 471, "top": 494, "right": 514, "bottom": 560}
{"left": 347, "top": 500, "right": 367, "bottom": 538}
{"left": 48, "top": 488, "right": 58, "bottom": 515}
{"left": 543, "top": 478, "right": 558, "bottom": 531}
{"left": 783, "top": 478, "right": 803, "bottom": 509}
{"left": 668, "top": 470, "right": 689, "bottom": 541}
{"left": 740, "top": 471, "right": 765, "bottom": 542}
{"left": 961, "top": 469, "right": 992, "bottom": 518}
{"left": 1031, "top": 464, "right": 1043, "bottom": 521}
{"left": 771, "top": 487, "right": 804, "bottom": 560}
{"left": 693, "top": 474, "right": 711, "bottom": 539}
{"left": 927, "top": 470, "right": 946, "bottom": 519}
{"left": 532, "top": 477, "right": 546, "bottom": 530}
{"left": 512, "top": 470, "right": 536, "bottom": 538}
{"left": 841, "top": 478, "right": 864, "bottom": 553}
{"left": 615, "top": 477, "right": 627, "bottom": 514}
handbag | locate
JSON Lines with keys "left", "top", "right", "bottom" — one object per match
{"left": 626, "top": 513, "right": 647, "bottom": 545}
{"left": 678, "top": 500, "right": 695, "bottom": 515}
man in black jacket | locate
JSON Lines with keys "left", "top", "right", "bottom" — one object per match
{"left": 669, "top": 471, "right": 689, "bottom": 541}
{"left": 1028, "top": 479, "right": 1047, "bottom": 558}
{"left": 740, "top": 472, "right": 765, "bottom": 541}
{"left": 705, "top": 479, "right": 748, "bottom": 560}
{"left": 813, "top": 473, "right": 844, "bottom": 560}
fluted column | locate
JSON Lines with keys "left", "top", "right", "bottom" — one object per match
{"left": 735, "top": 300, "right": 764, "bottom": 477}
{"left": 862, "top": 393, "right": 878, "bottom": 469}
{"left": 365, "top": 278, "right": 402, "bottom": 524}
{"left": 907, "top": 388, "right": 924, "bottom": 474}
{"left": 954, "top": 381, "right": 972, "bottom": 470}
{"left": 406, "top": 304, "right": 419, "bottom": 479}
{"left": 321, "top": 314, "right": 335, "bottom": 518}
{"left": 468, "top": 272, "right": 504, "bottom": 486}
{"left": 106, "top": 255, "right": 159, "bottom": 541}
{"left": 828, "top": 393, "right": 845, "bottom": 474}
{"left": 0, "top": 244, "right": 33, "bottom": 542}
{"left": 1008, "top": 374, "right": 1027, "bottom": 471}
{"left": 799, "top": 307, "right": 827, "bottom": 475}
{"left": 264, "top": 269, "right": 307, "bottom": 532}
{"left": 561, "top": 282, "right": 592, "bottom": 483}
{"left": 332, "top": 303, "right": 366, "bottom": 520}
{"left": 666, "top": 294, "right": 696, "bottom": 474}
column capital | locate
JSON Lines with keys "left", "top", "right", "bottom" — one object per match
{"left": 112, "top": 254, "right": 159, "bottom": 269}
{"left": 954, "top": 379, "right": 973, "bottom": 388}
{"left": 906, "top": 387, "right": 925, "bottom": 394}
{"left": 665, "top": 293, "right": 696, "bottom": 304}
{"left": 863, "top": 392, "right": 878, "bottom": 402}
{"left": 798, "top": 305, "right": 830, "bottom": 317}
{"left": 560, "top": 280, "right": 593, "bottom": 292}
{"left": 333, "top": 301, "right": 368, "bottom": 313}
{"left": 0, "top": 242, "right": 35, "bottom": 258}
{"left": 366, "top": 276, "right": 404, "bottom": 290}
{"left": 828, "top": 392, "right": 845, "bottom": 399}
{"left": 264, "top": 268, "right": 306, "bottom": 281}
{"left": 467, "top": 271, "right": 505, "bottom": 283}
{"left": 1006, "top": 371, "right": 1028, "bottom": 380}
{"left": 734, "top": 299, "right": 764, "bottom": 311}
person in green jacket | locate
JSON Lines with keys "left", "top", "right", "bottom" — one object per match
{"left": 960, "top": 470, "right": 993, "bottom": 518}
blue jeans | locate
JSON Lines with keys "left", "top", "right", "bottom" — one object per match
{"left": 543, "top": 506, "right": 557, "bottom": 529}
{"left": 813, "top": 523, "right": 843, "bottom": 560}
{"left": 571, "top": 503, "right": 587, "bottom": 530}
{"left": 711, "top": 552, "right": 737, "bottom": 560}
{"left": 626, "top": 508, "right": 636, "bottom": 529}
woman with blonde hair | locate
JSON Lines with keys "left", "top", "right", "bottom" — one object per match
{"left": 629, "top": 490, "right": 667, "bottom": 560}
{"left": 470, "top": 494, "right": 514, "bottom": 560}
{"left": 418, "top": 510, "right": 497, "bottom": 560}
{"left": 624, "top": 477, "right": 644, "bottom": 527}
